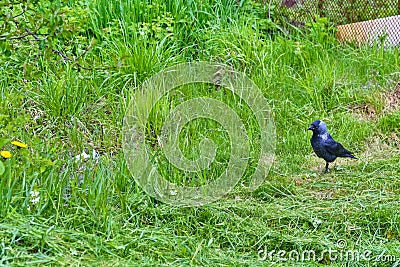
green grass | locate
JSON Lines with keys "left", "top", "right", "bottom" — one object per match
{"left": 1, "top": 0, "right": 400, "bottom": 266}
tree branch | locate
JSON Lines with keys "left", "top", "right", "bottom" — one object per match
{"left": 53, "top": 49, "right": 121, "bottom": 71}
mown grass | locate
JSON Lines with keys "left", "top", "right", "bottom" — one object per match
{"left": 1, "top": 0, "right": 400, "bottom": 266}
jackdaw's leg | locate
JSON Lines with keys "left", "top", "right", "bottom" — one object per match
{"left": 323, "top": 162, "right": 329, "bottom": 174}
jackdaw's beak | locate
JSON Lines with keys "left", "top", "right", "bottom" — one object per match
{"left": 308, "top": 125, "right": 314, "bottom": 131}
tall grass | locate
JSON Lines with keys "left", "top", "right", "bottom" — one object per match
{"left": 0, "top": 0, "right": 399, "bottom": 265}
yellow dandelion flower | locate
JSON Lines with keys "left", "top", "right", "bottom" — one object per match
{"left": 1, "top": 151, "right": 12, "bottom": 159}
{"left": 11, "top": 141, "right": 28, "bottom": 148}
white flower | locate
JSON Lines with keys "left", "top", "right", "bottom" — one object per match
{"left": 75, "top": 151, "right": 90, "bottom": 162}
{"left": 92, "top": 149, "right": 99, "bottom": 163}
{"left": 75, "top": 149, "right": 99, "bottom": 163}
{"left": 30, "top": 191, "right": 40, "bottom": 205}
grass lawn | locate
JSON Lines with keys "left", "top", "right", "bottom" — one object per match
{"left": 1, "top": 0, "right": 400, "bottom": 266}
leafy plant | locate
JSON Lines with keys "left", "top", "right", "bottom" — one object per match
{"left": 0, "top": 92, "right": 54, "bottom": 216}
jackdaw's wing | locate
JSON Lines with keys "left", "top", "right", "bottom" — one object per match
{"left": 324, "top": 137, "right": 355, "bottom": 158}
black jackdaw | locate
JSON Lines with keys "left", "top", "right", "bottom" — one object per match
{"left": 308, "top": 120, "right": 357, "bottom": 173}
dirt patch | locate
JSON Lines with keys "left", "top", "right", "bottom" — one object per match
{"left": 348, "top": 82, "right": 400, "bottom": 120}
{"left": 348, "top": 102, "right": 377, "bottom": 120}
{"left": 294, "top": 177, "right": 313, "bottom": 186}
{"left": 388, "top": 132, "right": 400, "bottom": 150}
{"left": 361, "top": 136, "right": 400, "bottom": 160}
{"left": 383, "top": 82, "right": 400, "bottom": 112}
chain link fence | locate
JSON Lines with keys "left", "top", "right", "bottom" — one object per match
{"left": 275, "top": 0, "right": 400, "bottom": 46}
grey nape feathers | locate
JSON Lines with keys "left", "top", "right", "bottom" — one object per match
{"left": 308, "top": 120, "right": 357, "bottom": 173}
